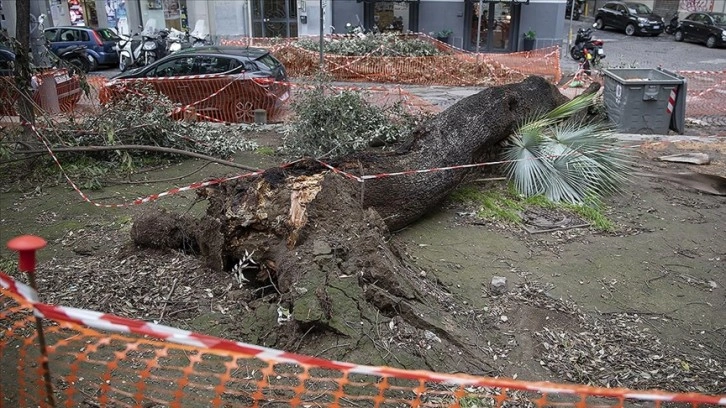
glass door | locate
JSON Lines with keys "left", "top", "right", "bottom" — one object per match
{"left": 251, "top": 0, "right": 298, "bottom": 38}
{"left": 468, "top": 1, "right": 516, "bottom": 52}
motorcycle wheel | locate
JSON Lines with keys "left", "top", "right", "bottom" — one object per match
{"left": 120, "top": 55, "right": 131, "bottom": 72}
{"left": 570, "top": 46, "right": 583, "bottom": 61}
{"left": 67, "top": 57, "right": 89, "bottom": 75}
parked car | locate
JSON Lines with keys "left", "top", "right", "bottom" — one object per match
{"left": 44, "top": 26, "right": 120, "bottom": 70}
{"left": 101, "top": 46, "right": 290, "bottom": 123}
{"left": 674, "top": 12, "right": 726, "bottom": 48}
{"left": 595, "top": 1, "right": 665, "bottom": 36}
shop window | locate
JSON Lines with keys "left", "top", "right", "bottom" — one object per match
{"left": 374, "top": 3, "right": 409, "bottom": 33}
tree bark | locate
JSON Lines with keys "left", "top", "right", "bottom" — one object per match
{"left": 343, "top": 76, "right": 569, "bottom": 231}
{"left": 13, "top": 0, "right": 35, "bottom": 129}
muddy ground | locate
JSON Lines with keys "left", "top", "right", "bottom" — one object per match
{"left": 1, "top": 124, "right": 725, "bottom": 397}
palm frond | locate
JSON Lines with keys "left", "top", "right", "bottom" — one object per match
{"left": 502, "top": 97, "right": 632, "bottom": 204}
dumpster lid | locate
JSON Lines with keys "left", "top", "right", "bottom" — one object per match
{"left": 603, "top": 68, "right": 684, "bottom": 85}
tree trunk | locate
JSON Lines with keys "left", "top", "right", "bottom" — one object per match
{"left": 348, "top": 76, "right": 569, "bottom": 231}
{"left": 132, "top": 76, "right": 569, "bottom": 373}
{"left": 13, "top": 0, "right": 35, "bottom": 129}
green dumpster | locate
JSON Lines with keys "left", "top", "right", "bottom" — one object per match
{"left": 602, "top": 68, "right": 687, "bottom": 135}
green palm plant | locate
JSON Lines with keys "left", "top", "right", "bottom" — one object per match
{"left": 501, "top": 93, "right": 631, "bottom": 203}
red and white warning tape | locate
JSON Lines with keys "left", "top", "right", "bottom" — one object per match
{"left": 1, "top": 271, "right": 723, "bottom": 405}
{"left": 666, "top": 87, "right": 677, "bottom": 114}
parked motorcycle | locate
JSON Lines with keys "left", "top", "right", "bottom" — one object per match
{"left": 53, "top": 44, "right": 91, "bottom": 74}
{"left": 116, "top": 30, "right": 165, "bottom": 71}
{"left": 188, "top": 20, "right": 213, "bottom": 47}
{"left": 570, "top": 25, "right": 605, "bottom": 71}
{"left": 36, "top": 14, "right": 90, "bottom": 74}
{"left": 165, "top": 27, "right": 190, "bottom": 54}
{"left": 116, "top": 20, "right": 167, "bottom": 71}
{"left": 570, "top": 25, "right": 605, "bottom": 74}
{"left": 665, "top": 14, "right": 679, "bottom": 35}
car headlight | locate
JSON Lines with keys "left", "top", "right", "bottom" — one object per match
{"left": 638, "top": 17, "right": 648, "bottom": 24}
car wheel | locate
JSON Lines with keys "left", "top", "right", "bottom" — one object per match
{"left": 119, "top": 55, "right": 131, "bottom": 72}
{"left": 625, "top": 24, "right": 636, "bottom": 36}
{"left": 87, "top": 55, "right": 98, "bottom": 71}
{"left": 706, "top": 35, "right": 717, "bottom": 48}
{"left": 595, "top": 18, "right": 605, "bottom": 30}
{"left": 570, "top": 46, "right": 583, "bottom": 61}
{"left": 674, "top": 30, "right": 684, "bottom": 42}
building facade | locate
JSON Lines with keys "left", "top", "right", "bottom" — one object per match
{"left": 2, "top": 0, "right": 724, "bottom": 53}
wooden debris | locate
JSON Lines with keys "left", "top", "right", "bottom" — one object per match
{"left": 658, "top": 153, "right": 710, "bottom": 165}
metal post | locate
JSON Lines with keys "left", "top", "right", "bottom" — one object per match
{"left": 567, "top": 0, "right": 576, "bottom": 56}
{"left": 7, "top": 235, "right": 55, "bottom": 408}
{"left": 319, "top": 0, "right": 324, "bottom": 71}
{"left": 475, "top": 0, "right": 483, "bottom": 65}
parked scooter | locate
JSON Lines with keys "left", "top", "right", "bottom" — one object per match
{"left": 188, "top": 20, "right": 213, "bottom": 47}
{"left": 570, "top": 25, "right": 605, "bottom": 74}
{"left": 665, "top": 14, "right": 679, "bottom": 35}
{"left": 570, "top": 25, "right": 605, "bottom": 70}
{"left": 116, "top": 20, "right": 165, "bottom": 71}
{"left": 165, "top": 27, "right": 190, "bottom": 54}
{"left": 36, "top": 14, "right": 90, "bottom": 74}
{"left": 54, "top": 44, "right": 91, "bottom": 74}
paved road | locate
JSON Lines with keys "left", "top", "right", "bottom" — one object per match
{"left": 561, "top": 18, "right": 726, "bottom": 75}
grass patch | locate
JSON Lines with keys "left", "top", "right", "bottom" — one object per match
{"left": 565, "top": 202, "right": 614, "bottom": 232}
{"left": 450, "top": 183, "right": 614, "bottom": 231}
{"left": 255, "top": 146, "right": 277, "bottom": 156}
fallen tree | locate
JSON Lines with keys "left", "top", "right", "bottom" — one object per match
{"left": 131, "top": 76, "right": 571, "bottom": 373}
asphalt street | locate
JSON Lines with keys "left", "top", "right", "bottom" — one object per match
{"left": 561, "top": 17, "right": 726, "bottom": 75}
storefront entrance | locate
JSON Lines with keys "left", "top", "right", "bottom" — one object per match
{"left": 68, "top": 0, "right": 99, "bottom": 26}
{"left": 139, "top": 0, "right": 188, "bottom": 32}
{"left": 466, "top": 0, "right": 522, "bottom": 52}
{"left": 363, "top": 0, "right": 419, "bottom": 33}
{"left": 251, "top": 0, "right": 298, "bottom": 38}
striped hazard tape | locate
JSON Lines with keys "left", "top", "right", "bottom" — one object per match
{"left": 1, "top": 271, "right": 724, "bottom": 405}
{"left": 667, "top": 87, "right": 677, "bottom": 114}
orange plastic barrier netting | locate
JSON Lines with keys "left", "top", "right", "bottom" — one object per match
{"left": 677, "top": 70, "right": 726, "bottom": 118}
{"left": 0, "top": 69, "right": 82, "bottom": 116}
{"left": 220, "top": 34, "right": 560, "bottom": 86}
{"left": 2, "top": 277, "right": 724, "bottom": 408}
{"left": 98, "top": 75, "right": 290, "bottom": 123}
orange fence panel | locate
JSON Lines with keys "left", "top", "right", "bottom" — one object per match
{"left": 0, "top": 69, "right": 82, "bottom": 116}
{"left": 2, "top": 272, "right": 724, "bottom": 408}
{"left": 98, "top": 75, "right": 291, "bottom": 123}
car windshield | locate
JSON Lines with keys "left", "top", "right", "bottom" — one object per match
{"left": 712, "top": 12, "right": 726, "bottom": 25}
{"left": 627, "top": 3, "right": 651, "bottom": 14}
{"left": 96, "top": 28, "right": 120, "bottom": 41}
{"left": 255, "top": 53, "right": 281, "bottom": 70}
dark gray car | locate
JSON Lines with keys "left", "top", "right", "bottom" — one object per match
{"left": 595, "top": 1, "right": 665, "bottom": 36}
{"left": 674, "top": 12, "right": 726, "bottom": 48}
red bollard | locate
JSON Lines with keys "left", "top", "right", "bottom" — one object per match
{"left": 7, "top": 235, "right": 56, "bottom": 408}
